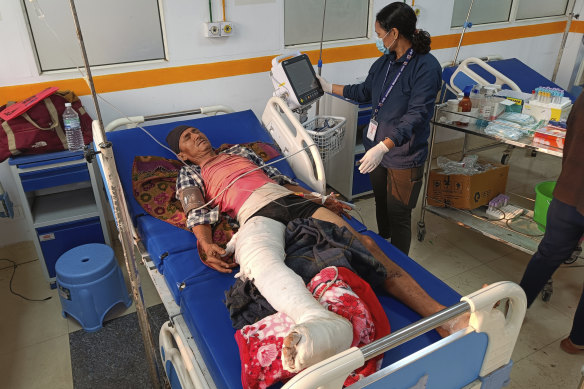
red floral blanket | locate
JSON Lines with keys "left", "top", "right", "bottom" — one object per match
{"left": 234, "top": 266, "right": 391, "bottom": 389}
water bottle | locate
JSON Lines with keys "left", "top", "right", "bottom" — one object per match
{"left": 62, "top": 103, "right": 84, "bottom": 151}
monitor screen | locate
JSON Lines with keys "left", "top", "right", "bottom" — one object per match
{"left": 283, "top": 55, "right": 321, "bottom": 99}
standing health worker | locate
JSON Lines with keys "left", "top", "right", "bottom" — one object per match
{"left": 318, "top": 2, "right": 442, "bottom": 255}
{"left": 518, "top": 91, "right": 584, "bottom": 355}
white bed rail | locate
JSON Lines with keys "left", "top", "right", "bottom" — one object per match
{"left": 440, "top": 55, "right": 503, "bottom": 70}
{"left": 159, "top": 321, "right": 208, "bottom": 389}
{"left": 104, "top": 105, "right": 235, "bottom": 132}
{"left": 284, "top": 281, "right": 526, "bottom": 389}
{"left": 462, "top": 281, "right": 526, "bottom": 376}
{"left": 261, "top": 97, "right": 326, "bottom": 194}
{"left": 449, "top": 57, "right": 521, "bottom": 94}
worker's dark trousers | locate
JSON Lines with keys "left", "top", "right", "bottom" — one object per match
{"left": 519, "top": 198, "right": 584, "bottom": 346}
{"left": 369, "top": 165, "right": 423, "bottom": 256}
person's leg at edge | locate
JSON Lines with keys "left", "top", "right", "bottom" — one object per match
{"left": 519, "top": 199, "right": 584, "bottom": 306}
{"left": 369, "top": 165, "right": 391, "bottom": 239}
{"left": 311, "top": 207, "right": 466, "bottom": 336}
{"left": 233, "top": 216, "right": 353, "bottom": 372}
{"left": 518, "top": 198, "right": 584, "bottom": 352}
{"left": 561, "top": 286, "right": 584, "bottom": 353}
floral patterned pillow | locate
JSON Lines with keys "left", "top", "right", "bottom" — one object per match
{"left": 132, "top": 156, "right": 188, "bottom": 229}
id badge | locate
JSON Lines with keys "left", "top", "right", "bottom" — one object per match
{"left": 366, "top": 119, "right": 378, "bottom": 141}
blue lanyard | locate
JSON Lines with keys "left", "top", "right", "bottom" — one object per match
{"left": 372, "top": 48, "right": 414, "bottom": 121}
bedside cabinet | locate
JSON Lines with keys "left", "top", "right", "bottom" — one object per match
{"left": 9, "top": 150, "right": 111, "bottom": 287}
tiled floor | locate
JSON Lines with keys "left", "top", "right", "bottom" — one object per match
{"left": 0, "top": 144, "right": 582, "bottom": 388}
{"left": 0, "top": 241, "right": 160, "bottom": 389}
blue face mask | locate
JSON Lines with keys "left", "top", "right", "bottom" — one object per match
{"left": 375, "top": 30, "right": 395, "bottom": 55}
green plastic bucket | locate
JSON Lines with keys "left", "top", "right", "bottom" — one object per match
{"left": 533, "top": 181, "right": 556, "bottom": 231}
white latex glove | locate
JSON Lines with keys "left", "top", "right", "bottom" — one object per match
{"left": 359, "top": 141, "right": 389, "bottom": 174}
{"left": 316, "top": 74, "right": 332, "bottom": 94}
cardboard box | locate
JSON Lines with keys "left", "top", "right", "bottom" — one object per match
{"left": 427, "top": 163, "right": 510, "bottom": 209}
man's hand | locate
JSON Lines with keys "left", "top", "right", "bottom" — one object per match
{"left": 200, "top": 241, "right": 236, "bottom": 273}
{"left": 323, "top": 194, "right": 352, "bottom": 219}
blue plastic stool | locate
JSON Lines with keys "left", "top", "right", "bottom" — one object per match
{"left": 56, "top": 243, "right": 132, "bottom": 332}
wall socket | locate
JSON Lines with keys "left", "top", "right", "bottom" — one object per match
{"left": 203, "top": 22, "right": 221, "bottom": 38}
{"left": 220, "top": 22, "right": 233, "bottom": 36}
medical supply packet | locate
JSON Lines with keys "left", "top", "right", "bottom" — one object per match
{"left": 484, "top": 112, "right": 544, "bottom": 140}
{"left": 437, "top": 155, "right": 493, "bottom": 176}
{"left": 533, "top": 124, "right": 566, "bottom": 149}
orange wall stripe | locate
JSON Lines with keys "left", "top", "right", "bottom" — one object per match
{"left": 1, "top": 20, "right": 580, "bottom": 102}
{"left": 571, "top": 20, "right": 584, "bottom": 33}
{"left": 450, "top": 21, "right": 566, "bottom": 46}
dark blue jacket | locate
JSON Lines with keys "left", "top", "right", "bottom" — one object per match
{"left": 344, "top": 50, "right": 442, "bottom": 169}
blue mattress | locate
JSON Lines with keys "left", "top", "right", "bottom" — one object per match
{"left": 106, "top": 109, "right": 464, "bottom": 388}
{"left": 180, "top": 273, "right": 240, "bottom": 389}
{"left": 162, "top": 248, "right": 217, "bottom": 302}
{"left": 136, "top": 216, "right": 196, "bottom": 271}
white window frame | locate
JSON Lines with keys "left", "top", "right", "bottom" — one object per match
{"left": 283, "top": 0, "right": 374, "bottom": 49}
{"left": 451, "top": 0, "right": 576, "bottom": 29}
{"left": 20, "top": 0, "right": 169, "bottom": 75}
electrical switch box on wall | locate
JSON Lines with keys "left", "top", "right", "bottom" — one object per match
{"left": 220, "top": 22, "right": 233, "bottom": 36}
{"left": 204, "top": 22, "right": 221, "bottom": 38}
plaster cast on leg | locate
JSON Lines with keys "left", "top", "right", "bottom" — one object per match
{"left": 233, "top": 216, "right": 353, "bottom": 373}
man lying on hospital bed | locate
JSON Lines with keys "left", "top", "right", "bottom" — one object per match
{"left": 166, "top": 125, "right": 469, "bottom": 373}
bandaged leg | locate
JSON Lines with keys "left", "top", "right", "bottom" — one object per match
{"left": 233, "top": 216, "right": 353, "bottom": 372}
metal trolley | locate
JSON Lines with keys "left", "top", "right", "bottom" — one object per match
{"left": 416, "top": 104, "right": 581, "bottom": 301}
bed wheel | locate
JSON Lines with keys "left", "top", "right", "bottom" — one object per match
{"left": 500, "top": 145, "right": 515, "bottom": 165}
{"left": 542, "top": 279, "right": 553, "bottom": 302}
{"left": 417, "top": 221, "right": 426, "bottom": 242}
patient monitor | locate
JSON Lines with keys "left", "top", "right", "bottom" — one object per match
{"left": 270, "top": 53, "right": 324, "bottom": 111}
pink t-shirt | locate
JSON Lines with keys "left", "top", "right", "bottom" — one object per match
{"left": 200, "top": 153, "right": 274, "bottom": 219}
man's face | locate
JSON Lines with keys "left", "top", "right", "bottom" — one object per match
{"left": 177, "top": 127, "right": 213, "bottom": 162}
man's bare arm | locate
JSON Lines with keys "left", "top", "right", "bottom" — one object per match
{"left": 283, "top": 184, "right": 351, "bottom": 217}
{"left": 192, "top": 224, "right": 237, "bottom": 273}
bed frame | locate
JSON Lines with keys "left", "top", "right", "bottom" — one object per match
{"left": 91, "top": 97, "right": 527, "bottom": 389}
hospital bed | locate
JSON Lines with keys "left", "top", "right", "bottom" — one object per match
{"left": 92, "top": 97, "right": 526, "bottom": 389}
{"left": 442, "top": 57, "right": 575, "bottom": 101}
